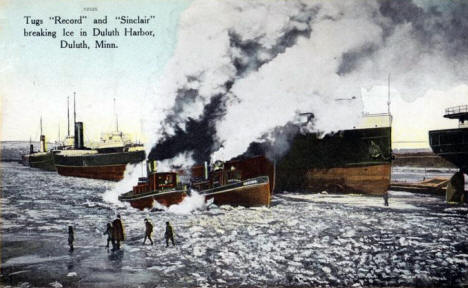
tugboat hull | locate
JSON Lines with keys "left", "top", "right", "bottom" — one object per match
{"left": 120, "top": 190, "right": 187, "bottom": 210}
{"left": 203, "top": 177, "right": 271, "bottom": 207}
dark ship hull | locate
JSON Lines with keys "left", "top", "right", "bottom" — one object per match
{"left": 276, "top": 127, "right": 392, "bottom": 195}
{"left": 429, "top": 128, "right": 468, "bottom": 173}
{"left": 54, "top": 150, "right": 146, "bottom": 181}
{"left": 21, "top": 154, "right": 30, "bottom": 166}
{"left": 28, "top": 152, "right": 56, "bottom": 171}
{"left": 429, "top": 106, "right": 468, "bottom": 173}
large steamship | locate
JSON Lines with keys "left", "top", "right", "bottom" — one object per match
{"left": 275, "top": 113, "right": 392, "bottom": 195}
{"left": 53, "top": 97, "right": 145, "bottom": 181}
{"left": 429, "top": 105, "right": 468, "bottom": 173}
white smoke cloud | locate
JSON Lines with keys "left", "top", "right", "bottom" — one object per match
{"left": 213, "top": 4, "right": 383, "bottom": 159}
{"left": 156, "top": 151, "right": 195, "bottom": 172}
{"left": 167, "top": 190, "right": 206, "bottom": 214}
{"left": 145, "top": 0, "right": 468, "bottom": 163}
{"left": 102, "top": 163, "right": 145, "bottom": 205}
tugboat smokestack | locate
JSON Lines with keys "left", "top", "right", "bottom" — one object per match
{"left": 147, "top": 160, "right": 157, "bottom": 175}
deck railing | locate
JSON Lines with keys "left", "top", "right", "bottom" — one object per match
{"left": 445, "top": 105, "right": 468, "bottom": 116}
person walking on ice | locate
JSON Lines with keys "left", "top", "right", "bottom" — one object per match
{"left": 143, "top": 218, "right": 154, "bottom": 245}
{"left": 165, "top": 221, "right": 175, "bottom": 247}
{"left": 383, "top": 190, "right": 389, "bottom": 207}
{"left": 112, "top": 215, "right": 125, "bottom": 251}
{"left": 103, "top": 222, "right": 113, "bottom": 249}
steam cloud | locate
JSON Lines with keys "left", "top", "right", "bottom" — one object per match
{"left": 145, "top": 0, "right": 468, "bottom": 168}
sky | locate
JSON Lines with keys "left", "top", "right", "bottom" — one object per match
{"left": 0, "top": 0, "right": 191, "bottom": 143}
{"left": 1, "top": 0, "right": 468, "bottom": 153}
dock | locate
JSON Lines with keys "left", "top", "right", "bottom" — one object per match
{"left": 390, "top": 177, "right": 449, "bottom": 196}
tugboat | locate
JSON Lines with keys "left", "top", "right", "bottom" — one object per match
{"left": 191, "top": 155, "right": 275, "bottom": 193}
{"left": 191, "top": 159, "right": 272, "bottom": 207}
{"left": 118, "top": 156, "right": 274, "bottom": 210}
{"left": 429, "top": 105, "right": 468, "bottom": 202}
{"left": 119, "top": 162, "right": 188, "bottom": 210}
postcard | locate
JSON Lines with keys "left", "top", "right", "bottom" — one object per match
{"left": 1, "top": 0, "right": 467, "bottom": 287}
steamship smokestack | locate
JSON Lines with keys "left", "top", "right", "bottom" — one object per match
{"left": 74, "top": 122, "right": 84, "bottom": 149}
{"left": 29, "top": 137, "right": 33, "bottom": 154}
{"left": 39, "top": 116, "right": 46, "bottom": 152}
{"left": 40, "top": 135, "right": 47, "bottom": 152}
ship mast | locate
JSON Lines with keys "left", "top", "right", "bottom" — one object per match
{"left": 114, "top": 98, "right": 119, "bottom": 132}
{"left": 67, "top": 96, "right": 70, "bottom": 137}
{"left": 387, "top": 73, "right": 392, "bottom": 126}
{"left": 73, "top": 92, "right": 76, "bottom": 126}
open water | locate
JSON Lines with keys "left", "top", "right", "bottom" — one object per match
{"left": 1, "top": 161, "right": 468, "bottom": 287}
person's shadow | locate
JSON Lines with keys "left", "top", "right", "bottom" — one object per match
{"left": 108, "top": 249, "right": 124, "bottom": 270}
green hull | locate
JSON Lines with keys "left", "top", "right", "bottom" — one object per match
{"left": 29, "top": 152, "right": 56, "bottom": 171}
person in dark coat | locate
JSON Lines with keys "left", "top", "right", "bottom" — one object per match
{"left": 143, "top": 218, "right": 154, "bottom": 245}
{"left": 112, "top": 215, "right": 125, "bottom": 250}
{"left": 103, "top": 222, "right": 113, "bottom": 249}
{"left": 68, "top": 226, "right": 74, "bottom": 252}
{"left": 383, "top": 191, "right": 389, "bottom": 206}
{"left": 165, "top": 221, "right": 175, "bottom": 247}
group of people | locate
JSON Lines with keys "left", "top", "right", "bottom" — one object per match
{"left": 67, "top": 215, "right": 176, "bottom": 252}
{"left": 103, "top": 214, "right": 126, "bottom": 251}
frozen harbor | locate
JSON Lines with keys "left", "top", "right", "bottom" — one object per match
{"left": 1, "top": 162, "right": 467, "bottom": 287}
